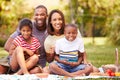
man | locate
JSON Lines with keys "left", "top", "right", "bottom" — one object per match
{"left": 0, "top": 5, "right": 48, "bottom": 74}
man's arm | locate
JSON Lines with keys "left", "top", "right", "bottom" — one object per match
{"left": 4, "top": 30, "right": 20, "bottom": 52}
{"left": 4, "top": 37, "right": 14, "bottom": 52}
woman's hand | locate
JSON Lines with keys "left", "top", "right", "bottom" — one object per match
{"left": 46, "top": 46, "right": 55, "bottom": 63}
{"left": 46, "top": 53, "right": 55, "bottom": 63}
{"left": 48, "top": 46, "right": 55, "bottom": 54}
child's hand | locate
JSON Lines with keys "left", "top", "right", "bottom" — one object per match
{"left": 23, "top": 48, "right": 34, "bottom": 56}
{"left": 61, "top": 60, "right": 70, "bottom": 65}
{"left": 28, "top": 50, "right": 34, "bottom": 56}
{"left": 69, "top": 62, "right": 79, "bottom": 67}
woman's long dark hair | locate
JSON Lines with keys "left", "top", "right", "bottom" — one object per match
{"left": 47, "top": 9, "right": 65, "bottom": 35}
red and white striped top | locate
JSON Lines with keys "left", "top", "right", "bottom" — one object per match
{"left": 13, "top": 35, "right": 41, "bottom": 52}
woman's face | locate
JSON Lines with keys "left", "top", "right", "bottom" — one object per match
{"left": 50, "top": 12, "right": 63, "bottom": 32}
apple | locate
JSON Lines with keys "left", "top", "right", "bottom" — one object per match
{"left": 106, "top": 69, "right": 112, "bottom": 76}
{"left": 110, "top": 72, "right": 115, "bottom": 76}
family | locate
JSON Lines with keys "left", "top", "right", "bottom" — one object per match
{"left": 0, "top": 5, "right": 96, "bottom": 77}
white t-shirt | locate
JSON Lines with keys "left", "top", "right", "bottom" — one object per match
{"left": 55, "top": 37, "right": 85, "bottom": 62}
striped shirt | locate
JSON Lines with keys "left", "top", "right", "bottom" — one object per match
{"left": 59, "top": 50, "right": 78, "bottom": 62}
{"left": 13, "top": 35, "right": 41, "bottom": 52}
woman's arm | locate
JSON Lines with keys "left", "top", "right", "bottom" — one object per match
{"left": 46, "top": 46, "right": 55, "bottom": 63}
{"left": 44, "top": 36, "right": 55, "bottom": 62}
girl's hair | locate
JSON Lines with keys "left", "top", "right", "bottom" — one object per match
{"left": 19, "top": 18, "right": 33, "bottom": 30}
{"left": 47, "top": 9, "right": 65, "bottom": 35}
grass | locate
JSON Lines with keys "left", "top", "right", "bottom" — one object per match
{"left": 85, "top": 45, "right": 120, "bottom": 67}
{"left": 0, "top": 37, "right": 120, "bottom": 68}
{"left": 83, "top": 37, "right": 120, "bottom": 67}
{"left": 0, "top": 47, "right": 8, "bottom": 58}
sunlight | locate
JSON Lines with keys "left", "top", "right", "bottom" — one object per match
{"left": 25, "top": 0, "right": 61, "bottom": 12}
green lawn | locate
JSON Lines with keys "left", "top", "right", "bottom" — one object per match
{"left": 85, "top": 45, "right": 120, "bottom": 67}
{"left": 0, "top": 47, "right": 8, "bottom": 58}
{"left": 0, "top": 37, "right": 120, "bottom": 68}
{"left": 83, "top": 37, "right": 120, "bottom": 67}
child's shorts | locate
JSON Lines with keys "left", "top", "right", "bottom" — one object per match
{"left": 56, "top": 62, "right": 86, "bottom": 73}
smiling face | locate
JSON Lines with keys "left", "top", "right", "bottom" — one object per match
{"left": 47, "top": 10, "right": 65, "bottom": 35}
{"left": 20, "top": 26, "right": 32, "bottom": 40}
{"left": 64, "top": 25, "right": 78, "bottom": 41}
{"left": 50, "top": 12, "right": 63, "bottom": 33}
{"left": 34, "top": 8, "right": 47, "bottom": 30}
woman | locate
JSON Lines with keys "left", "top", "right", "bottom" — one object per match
{"left": 44, "top": 9, "right": 65, "bottom": 63}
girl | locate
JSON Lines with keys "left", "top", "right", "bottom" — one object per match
{"left": 9, "top": 18, "right": 41, "bottom": 75}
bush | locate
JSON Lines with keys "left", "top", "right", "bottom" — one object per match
{"left": 109, "top": 16, "right": 120, "bottom": 45}
{"left": 0, "top": 38, "right": 6, "bottom": 47}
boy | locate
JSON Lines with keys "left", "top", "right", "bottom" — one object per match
{"left": 49, "top": 24, "right": 93, "bottom": 77}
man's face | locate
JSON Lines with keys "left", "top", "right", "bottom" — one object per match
{"left": 34, "top": 8, "right": 47, "bottom": 30}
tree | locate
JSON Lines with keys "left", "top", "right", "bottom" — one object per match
{"left": 108, "top": 16, "right": 120, "bottom": 45}
{"left": 0, "top": 0, "right": 33, "bottom": 37}
{"left": 60, "top": 0, "right": 120, "bottom": 45}
{"left": 0, "top": 0, "right": 33, "bottom": 46}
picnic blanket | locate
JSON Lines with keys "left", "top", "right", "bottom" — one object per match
{"left": 0, "top": 74, "right": 120, "bottom": 80}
